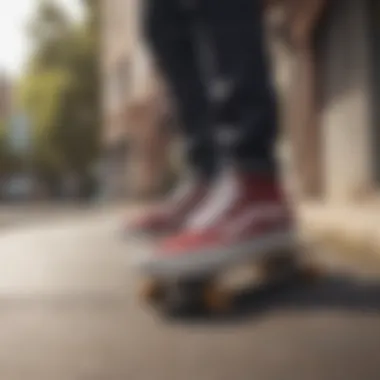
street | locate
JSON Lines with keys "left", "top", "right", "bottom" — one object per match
{"left": 0, "top": 207, "right": 379, "bottom": 380}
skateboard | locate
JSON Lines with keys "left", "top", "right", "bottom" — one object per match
{"left": 138, "top": 245, "right": 319, "bottom": 317}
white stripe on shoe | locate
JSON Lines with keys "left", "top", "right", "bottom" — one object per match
{"left": 136, "top": 228, "right": 296, "bottom": 280}
{"left": 186, "top": 170, "right": 240, "bottom": 230}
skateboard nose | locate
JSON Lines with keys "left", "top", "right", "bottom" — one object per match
{"left": 158, "top": 229, "right": 219, "bottom": 257}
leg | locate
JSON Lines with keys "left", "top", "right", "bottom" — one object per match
{"left": 125, "top": 0, "right": 215, "bottom": 237}
{"left": 198, "top": 0, "right": 278, "bottom": 174}
{"left": 140, "top": 0, "right": 296, "bottom": 279}
{"left": 138, "top": 0, "right": 320, "bottom": 289}
{"left": 143, "top": 0, "right": 216, "bottom": 178}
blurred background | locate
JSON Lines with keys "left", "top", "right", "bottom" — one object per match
{"left": 1, "top": 0, "right": 380, "bottom": 214}
{"left": 0, "top": 0, "right": 178, "bottom": 205}
{"left": 1, "top": 0, "right": 100, "bottom": 202}
{"left": 0, "top": 1, "right": 380, "bottom": 379}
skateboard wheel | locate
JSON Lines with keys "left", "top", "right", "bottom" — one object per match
{"left": 261, "top": 253, "right": 299, "bottom": 280}
{"left": 159, "top": 281, "right": 203, "bottom": 317}
{"left": 139, "top": 278, "right": 163, "bottom": 303}
{"left": 300, "top": 263, "right": 322, "bottom": 283}
{"left": 203, "top": 284, "right": 231, "bottom": 313}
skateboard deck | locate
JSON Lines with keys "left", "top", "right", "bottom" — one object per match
{"left": 137, "top": 245, "right": 319, "bottom": 317}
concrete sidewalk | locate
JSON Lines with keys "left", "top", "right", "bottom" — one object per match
{"left": 0, "top": 205, "right": 379, "bottom": 380}
{"left": 0, "top": 202, "right": 99, "bottom": 229}
{"left": 299, "top": 201, "right": 380, "bottom": 262}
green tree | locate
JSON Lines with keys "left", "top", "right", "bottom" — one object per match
{"left": 19, "top": 69, "right": 70, "bottom": 171}
{"left": 0, "top": 120, "right": 22, "bottom": 175}
{"left": 0, "top": 119, "right": 8, "bottom": 173}
{"left": 18, "top": 0, "right": 101, "bottom": 190}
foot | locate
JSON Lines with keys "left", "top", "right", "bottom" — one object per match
{"left": 139, "top": 170, "right": 296, "bottom": 277}
{"left": 124, "top": 177, "right": 209, "bottom": 239}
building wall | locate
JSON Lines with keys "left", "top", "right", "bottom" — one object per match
{"left": 318, "top": 0, "right": 375, "bottom": 202}
{"left": 100, "top": 0, "right": 130, "bottom": 197}
{"left": 270, "top": 0, "right": 378, "bottom": 203}
{"left": 101, "top": 0, "right": 135, "bottom": 145}
{"left": 101, "top": 0, "right": 172, "bottom": 198}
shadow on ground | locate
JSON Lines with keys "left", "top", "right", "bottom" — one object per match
{"left": 172, "top": 272, "right": 380, "bottom": 325}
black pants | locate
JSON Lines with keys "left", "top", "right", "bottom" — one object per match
{"left": 143, "top": 0, "right": 278, "bottom": 179}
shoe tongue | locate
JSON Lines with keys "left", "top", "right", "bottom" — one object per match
{"left": 186, "top": 172, "right": 240, "bottom": 231}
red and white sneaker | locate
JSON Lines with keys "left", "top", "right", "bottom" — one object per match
{"left": 124, "top": 177, "right": 209, "bottom": 239}
{"left": 138, "top": 170, "right": 296, "bottom": 278}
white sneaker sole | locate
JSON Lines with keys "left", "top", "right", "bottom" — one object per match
{"left": 135, "top": 229, "right": 297, "bottom": 280}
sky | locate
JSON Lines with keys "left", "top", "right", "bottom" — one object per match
{"left": 0, "top": 0, "right": 83, "bottom": 77}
